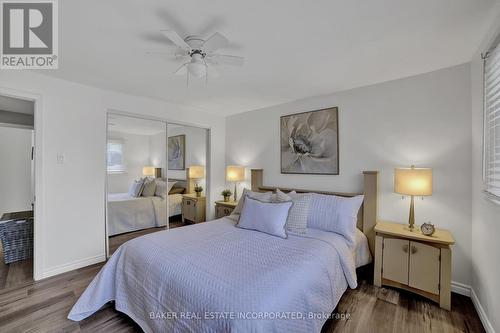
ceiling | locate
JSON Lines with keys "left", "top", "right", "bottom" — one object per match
{"left": 41, "top": 0, "right": 498, "bottom": 116}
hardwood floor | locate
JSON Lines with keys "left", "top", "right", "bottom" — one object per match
{"left": 0, "top": 233, "right": 485, "bottom": 332}
{"left": 0, "top": 252, "right": 33, "bottom": 291}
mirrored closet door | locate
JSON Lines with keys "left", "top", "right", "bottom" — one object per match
{"left": 105, "top": 113, "right": 209, "bottom": 257}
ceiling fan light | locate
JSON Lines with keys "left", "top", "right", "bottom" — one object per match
{"left": 187, "top": 61, "right": 206, "bottom": 78}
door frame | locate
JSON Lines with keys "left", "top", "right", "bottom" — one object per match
{"left": 0, "top": 86, "right": 43, "bottom": 281}
{"left": 104, "top": 109, "right": 211, "bottom": 258}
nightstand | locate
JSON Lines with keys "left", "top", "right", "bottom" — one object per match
{"left": 182, "top": 194, "right": 206, "bottom": 223}
{"left": 373, "top": 220, "right": 455, "bottom": 310}
{"left": 215, "top": 200, "right": 238, "bottom": 218}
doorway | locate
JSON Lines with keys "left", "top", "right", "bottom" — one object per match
{"left": 0, "top": 94, "right": 35, "bottom": 289}
{"left": 105, "top": 112, "right": 210, "bottom": 257}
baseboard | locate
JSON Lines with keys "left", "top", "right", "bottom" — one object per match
{"left": 39, "top": 254, "right": 106, "bottom": 280}
{"left": 471, "top": 288, "right": 496, "bottom": 333}
{"left": 451, "top": 281, "right": 471, "bottom": 297}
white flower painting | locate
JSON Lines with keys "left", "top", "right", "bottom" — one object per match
{"left": 281, "top": 107, "right": 339, "bottom": 174}
{"left": 168, "top": 135, "right": 185, "bottom": 170}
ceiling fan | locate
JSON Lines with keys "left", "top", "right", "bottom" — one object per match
{"left": 149, "top": 30, "right": 244, "bottom": 83}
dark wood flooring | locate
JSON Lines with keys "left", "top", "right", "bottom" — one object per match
{"left": 0, "top": 252, "right": 33, "bottom": 291}
{"left": 0, "top": 229, "right": 485, "bottom": 332}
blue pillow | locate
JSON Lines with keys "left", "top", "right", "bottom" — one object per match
{"left": 237, "top": 197, "right": 292, "bottom": 238}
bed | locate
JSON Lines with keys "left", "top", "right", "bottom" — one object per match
{"left": 73, "top": 170, "right": 379, "bottom": 332}
{"left": 107, "top": 179, "right": 186, "bottom": 236}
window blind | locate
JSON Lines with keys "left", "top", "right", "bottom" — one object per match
{"left": 484, "top": 45, "right": 500, "bottom": 198}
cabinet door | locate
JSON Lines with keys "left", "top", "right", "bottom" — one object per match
{"left": 409, "top": 241, "right": 440, "bottom": 295}
{"left": 382, "top": 238, "right": 409, "bottom": 285}
{"left": 183, "top": 199, "right": 195, "bottom": 220}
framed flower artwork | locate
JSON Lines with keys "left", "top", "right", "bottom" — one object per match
{"left": 280, "top": 107, "right": 339, "bottom": 175}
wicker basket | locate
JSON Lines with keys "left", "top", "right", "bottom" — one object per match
{"left": 0, "top": 218, "right": 33, "bottom": 264}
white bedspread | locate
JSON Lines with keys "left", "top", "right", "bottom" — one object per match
{"left": 69, "top": 218, "right": 357, "bottom": 333}
{"left": 107, "top": 193, "right": 183, "bottom": 236}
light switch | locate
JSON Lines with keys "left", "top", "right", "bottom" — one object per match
{"left": 57, "top": 154, "right": 64, "bottom": 164}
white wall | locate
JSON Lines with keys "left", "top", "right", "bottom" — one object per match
{"left": 107, "top": 131, "right": 152, "bottom": 194}
{"left": 0, "top": 70, "right": 226, "bottom": 280}
{"left": 0, "top": 126, "right": 33, "bottom": 215}
{"left": 150, "top": 125, "right": 207, "bottom": 192}
{"left": 226, "top": 64, "right": 472, "bottom": 287}
{"left": 471, "top": 11, "right": 500, "bottom": 333}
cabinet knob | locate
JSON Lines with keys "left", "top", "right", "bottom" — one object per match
{"left": 411, "top": 246, "right": 417, "bottom": 254}
{"left": 403, "top": 244, "right": 409, "bottom": 253}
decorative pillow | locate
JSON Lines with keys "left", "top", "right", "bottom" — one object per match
{"left": 307, "top": 193, "right": 364, "bottom": 247}
{"left": 283, "top": 190, "right": 312, "bottom": 234}
{"left": 169, "top": 186, "right": 185, "bottom": 195}
{"left": 141, "top": 178, "right": 157, "bottom": 197}
{"left": 128, "top": 179, "right": 145, "bottom": 197}
{"left": 232, "top": 188, "right": 274, "bottom": 215}
{"left": 272, "top": 189, "right": 311, "bottom": 234}
{"left": 155, "top": 180, "right": 177, "bottom": 198}
{"left": 237, "top": 197, "right": 292, "bottom": 238}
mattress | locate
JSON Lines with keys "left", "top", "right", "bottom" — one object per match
{"left": 354, "top": 227, "right": 372, "bottom": 268}
{"left": 69, "top": 218, "right": 358, "bottom": 332}
{"left": 107, "top": 193, "right": 183, "bottom": 236}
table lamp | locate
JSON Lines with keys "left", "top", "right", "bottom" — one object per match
{"left": 226, "top": 166, "right": 245, "bottom": 201}
{"left": 188, "top": 165, "right": 205, "bottom": 187}
{"left": 394, "top": 165, "right": 432, "bottom": 231}
{"left": 143, "top": 166, "right": 161, "bottom": 178}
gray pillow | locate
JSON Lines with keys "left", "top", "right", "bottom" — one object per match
{"left": 141, "top": 178, "right": 156, "bottom": 197}
{"left": 128, "top": 179, "right": 145, "bottom": 197}
{"left": 275, "top": 189, "right": 311, "bottom": 234}
{"left": 237, "top": 197, "right": 292, "bottom": 238}
{"left": 233, "top": 188, "right": 274, "bottom": 216}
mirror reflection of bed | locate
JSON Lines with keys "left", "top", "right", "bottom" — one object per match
{"left": 106, "top": 115, "right": 208, "bottom": 256}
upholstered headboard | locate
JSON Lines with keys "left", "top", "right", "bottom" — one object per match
{"left": 249, "top": 169, "right": 379, "bottom": 254}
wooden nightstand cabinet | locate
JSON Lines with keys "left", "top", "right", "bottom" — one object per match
{"left": 374, "top": 221, "right": 455, "bottom": 310}
{"left": 182, "top": 194, "right": 206, "bottom": 223}
{"left": 215, "top": 200, "right": 238, "bottom": 218}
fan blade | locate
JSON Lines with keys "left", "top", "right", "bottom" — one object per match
{"left": 207, "top": 54, "right": 244, "bottom": 66}
{"left": 203, "top": 32, "right": 229, "bottom": 52}
{"left": 174, "top": 63, "right": 188, "bottom": 75}
{"left": 160, "top": 30, "right": 191, "bottom": 51}
{"left": 206, "top": 64, "right": 220, "bottom": 78}
{"left": 146, "top": 50, "right": 189, "bottom": 58}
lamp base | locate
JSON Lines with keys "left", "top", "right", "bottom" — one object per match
{"left": 408, "top": 195, "right": 415, "bottom": 231}
{"left": 234, "top": 183, "right": 238, "bottom": 202}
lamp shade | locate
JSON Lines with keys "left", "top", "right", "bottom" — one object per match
{"left": 226, "top": 166, "right": 245, "bottom": 182}
{"left": 143, "top": 166, "right": 155, "bottom": 177}
{"left": 188, "top": 165, "right": 205, "bottom": 179}
{"left": 394, "top": 166, "right": 432, "bottom": 196}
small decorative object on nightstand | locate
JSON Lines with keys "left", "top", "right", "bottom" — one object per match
{"left": 373, "top": 220, "right": 455, "bottom": 310}
{"left": 215, "top": 200, "right": 238, "bottom": 218}
{"left": 182, "top": 193, "right": 206, "bottom": 223}
{"left": 221, "top": 189, "right": 232, "bottom": 202}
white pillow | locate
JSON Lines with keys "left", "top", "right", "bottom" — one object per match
{"left": 141, "top": 178, "right": 156, "bottom": 197}
{"left": 237, "top": 197, "right": 292, "bottom": 238}
{"left": 278, "top": 190, "right": 312, "bottom": 234}
{"left": 232, "top": 188, "right": 274, "bottom": 215}
{"left": 154, "top": 180, "right": 176, "bottom": 199}
{"left": 128, "top": 179, "right": 145, "bottom": 197}
{"left": 307, "top": 193, "right": 364, "bottom": 247}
